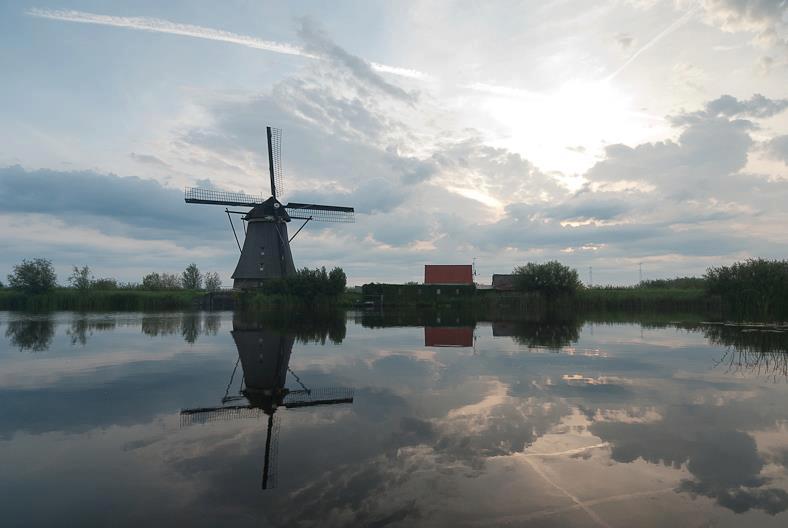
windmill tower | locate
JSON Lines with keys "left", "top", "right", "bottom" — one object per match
{"left": 184, "top": 127, "right": 355, "bottom": 289}
{"left": 180, "top": 316, "right": 354, "bottom": 489}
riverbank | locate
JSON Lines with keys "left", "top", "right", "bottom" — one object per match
{"left": 0, "top": 288, "right": 362, "bottom": 312}
{"left": 0, "top": 288, "right": 206, "bottom": 311}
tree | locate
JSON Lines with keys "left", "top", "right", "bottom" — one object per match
{"left": 68, "top": 265, "right": 92, "bottom": 290}
{"left": 512, "top": 261, "right": 582, "bottom": 296}
{"left": 181, "top": 263, "right": 202, "bottom": 290}
{"left": 142, "top": 272, "right": 162, "bottom": 290}
{"left": 91, "top": 278, "right": 118, "bottom": 290}
{"left": 328, "top": 267, "right": 347, "bottom": 295}
{"left": 204, "top": 272, "right": 222, "bottom": 291}
{"left": 7, "top": 258, "right": 58, "bottom": 293}
{"left": 161, "top": 273, "right": 181, "bottom": 289}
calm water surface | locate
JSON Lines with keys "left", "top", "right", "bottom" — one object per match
{"left": 1, "top": 311, "right": 787, "bottom": 527}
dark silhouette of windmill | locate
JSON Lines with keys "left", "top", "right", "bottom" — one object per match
{"left": 180, "top": 317, "right": 354, "bottom": 489}
{"left": 184, "top": 126, "right": 355, "bottom": 289}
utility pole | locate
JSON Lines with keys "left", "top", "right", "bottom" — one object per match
{"left": 589, "top": 266, "right": 593, "bottom": 287}
{"left": 639, "top": 262, "right": 643, "bottom": 283}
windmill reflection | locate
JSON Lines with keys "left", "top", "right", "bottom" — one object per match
{"left": 180, "top": 314, "right": 354, "bottom": 489}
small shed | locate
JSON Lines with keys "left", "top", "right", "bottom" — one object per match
{"left": 424, "top": 265, "right": 473, "bottom": 285}
{"left": 492, "top": 274, "right": 516, "bottom": 291}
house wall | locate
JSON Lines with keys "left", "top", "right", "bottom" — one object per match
{"left": 424, "top": 265, "right": 473, "bottom": 284}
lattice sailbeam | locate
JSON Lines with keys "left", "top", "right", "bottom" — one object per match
{"left": 184, "top": 187, "right": 264, "bottom": 207}
{"left": 285, "top": 202, "right": 355, "bottom": 223}
{"left": 268, "top": 127, "right": 284, "bottom": 200}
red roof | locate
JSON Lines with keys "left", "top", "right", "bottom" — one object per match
{"left": 424, "top": 265, "right": 473, "bottom": 284}
{"left": 424, "top": 327, "right": 474, "bottom": 347}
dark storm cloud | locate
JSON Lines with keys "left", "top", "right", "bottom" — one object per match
{"left": 0, "top": 165, "right": 224, "bottom": 239}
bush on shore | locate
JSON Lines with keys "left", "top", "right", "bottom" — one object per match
{"left": 705, "top": 258, "right": 788, "bottom": 317}
{"left": 512, "top": 261, "right": 582, "bottom": 295}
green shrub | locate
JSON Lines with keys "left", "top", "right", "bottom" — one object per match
{"left": 7, "top": 258, "right": 57, "bottom": 293}
{"left": 705, "top": 258, "right": 788, "bottom": 317}
{"left": 637, "top": 277, "right": 706, "bottom": 289}
{"left": 91, "top": 278, "right": 118, "bottom": 290}
{"left": 258, "top": 267, "right": 347, "bottom": 298}
{"left": 512, "top": 261, "right": 582, "bottom": 295}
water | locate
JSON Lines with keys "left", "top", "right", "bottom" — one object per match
{"left": 1, "top": 311, "right": 787, "bottom": 527}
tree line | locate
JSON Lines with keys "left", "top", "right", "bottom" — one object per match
{"left": 511, "top": 258, "right": 788, "bottom": 318}
{"left": 3, "top": 258, "right": 223, "bottom": 293}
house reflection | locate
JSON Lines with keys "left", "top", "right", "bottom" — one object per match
{"left": 180, "top": 313, "right": 354, "bottom": 489}
{"left": 424, "top": 326, "right": 474, "bottom": 347}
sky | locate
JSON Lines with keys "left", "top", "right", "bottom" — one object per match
{"left": 1, "top": 0, "right": 787, "bottom": 286}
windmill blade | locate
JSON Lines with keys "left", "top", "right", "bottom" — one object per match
{"left": 267, "top": 127, "right": 284, "bottom": 200}
{"left": 179, "top": 405, "right": 262, "bottom": 426}
{"left": 185, "top": 187, "right": 263, "bottom": 207}
{"left": 262, "top": 413, "right": 280, "bottom": 490}
{"left": 285, "top": 202, "right": 355, "bottom": 223}
{"left": 283, "top": 387, "right": 355, "bottom": 407}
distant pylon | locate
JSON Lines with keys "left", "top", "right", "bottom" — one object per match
{"left": 589, "top": 266, "right": 593, "bottom": 287}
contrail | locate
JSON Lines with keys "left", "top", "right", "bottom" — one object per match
{"left": 606, "top": 5, "right": 698, "bottom": 81}
{"left": 27, "top": 8, "right": 429, "bottom": 80}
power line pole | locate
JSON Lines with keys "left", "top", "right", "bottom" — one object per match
{"left": 589, "top": 266, "right": 593, "bottom": 287}
{"left": 639, "top": 262, "right": 643, "bottom": 283}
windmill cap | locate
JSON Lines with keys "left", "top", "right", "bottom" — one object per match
{"left": 245, "top": 197, "right": 291, "bottom": 221}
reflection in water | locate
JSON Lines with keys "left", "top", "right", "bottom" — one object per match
{"left": 181, "top": 313, "right": 354, "bottom": 489}
{"left": 700, "top": 323, "right": 788, "bottom": 354}
{"left": 3, "top": 310, "right": 788, "bottom": 525}
{"left": 715, "top": 348, "right": 788, "bottom": 380}
{"left": 67, "top": 317, "right": 117, "bottom": 345}
{"left": 493, "top": 318, "right": 582, "bottom": 350}
{"left": 4, "top": 317, "right": 55, "bottom": 351}
{"left": 424, "top": 326, "right": 474, "bottom": 347}
{"left": 141, "top": 312, "right": 221, "bottom": 343}
{"left": 592, "top": 408, "right": 788, "bottom": 515}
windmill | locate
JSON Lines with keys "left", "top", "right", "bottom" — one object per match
{"left": 180, "top": 316, "right": 354, "bottom": 489}
{"left": 184, "top": 126, "right": 355, "bottom": 289}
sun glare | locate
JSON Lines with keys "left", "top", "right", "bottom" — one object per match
{"left": 477, "top": 80, "right": 667, "bottom": 176}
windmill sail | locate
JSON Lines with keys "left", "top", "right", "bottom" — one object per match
{"left": 183, "top": 124, "right": 356, "bottom": 288}
{"left": 184, "top": 187, "right": 263, "bottom": 207}
{"left": 267, "top": 127, "right": 284, "bottom": 200}
{"left": 285, "top": 202, "right": 355, "bottom": 223}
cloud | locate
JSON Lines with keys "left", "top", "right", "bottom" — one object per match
{"left": 0, "top": 165, "right": 219, "bottom": 237}
{"left": 697, "top": 0, "right": 787, "bottom": 34}
{"left": 606, "top": 6, "right": 698, "bottom": 80}
{"left": 296, "top": 18, "right": 415, "bottom": 102}
{"left": 615, "top": 32, "right": 635, "bottom": 49}
{"left": 130, "top": 152, "right": 169, "bottom": 168}
{"left": 705, "top": 93, "right": 788, "bottom": 118}
{"left": 671, "top": 93, "right": 788, "bottom": 126}
{"left": 765, "top": 134, "right": 788, "bottom": 164}
{"left": 26, "top": 8, "right": 428, "bottom": 81}
{"left": 592, "top": 402, "right": 788, "bottom": 515}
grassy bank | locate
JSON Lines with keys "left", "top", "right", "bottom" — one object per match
{"left": 0, "top": 288, "right": 205, "bottom": 311}
{"left": 360, "top": 284, "right": 768, "bottom": 320}
{"left": 576, "top": 287, "right": 721, "bottom": 313}
{"left": 238, "top": 289, "right": 361, "bottom": 310}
